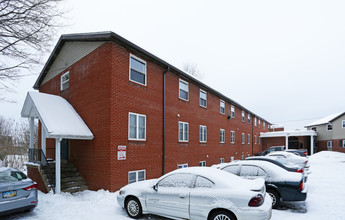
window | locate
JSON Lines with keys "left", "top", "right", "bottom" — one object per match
{"left": 128, "top": 112, "right": 146, "bottom": 141}
{"left": 158, "top": 173, "right": 193, "bottom": 188}
{"left": 220, "top": 158, "right": 224, "bottom": 163}
{"left": 195, "top": 176, "right": 214, "bottom": 188}
{"left": 248, "top": 134, "right": 251, "bottom": 145}
{"left": 340, "top": 140, "right": 345, "bottom": 148}
{"left": 259, "top": 137, "right": 261, "bottom": 145}
{"left": 258, "top": 119, "right": 261, "bottom": 128}
{"left": 61, "top": 71, "right": 69, "bottom": 91}
{"left": 312, "top": 127, "right": 317, "bottom": 131}
{"left": 263, "top": 122, "right": 265, "bottom": 130}
{"left": 179, "top": 79, "right": 189, "bottom": 101}
{"left": 242, "top": 111, "right": 245, "bottom": 122}
{"left": 220, "top": 129, "right": 225, "bottom": 143}
{"left": 343, "top": 140, "right": 345, "bottom": 148}
{"left": 179, "top": 121, "right": 189, "bottom": 142}
{"left": 223, "top": 165, "right": 239, "bottom": 175}
{"left": 231, "top": 105, "right": 235, "bottom": 118}
{"left": 231, "top": 131, "right": 235, "bottom": 143}
{"left": 241, "top": 155, "right": 245, "bottom": 160}
{"left": 327, "top": 141, "right": 333, "bottom": 149}
{"left": 178, "top": 163, "right": 188, "bottom": 169}
{"left": 327, "top": 123, "right": 333, "bottom": 131}
{"left": 248, "top": 114, "right": 251, "bottom": 124}
{"left": 242, "top": 133, "right": 245, "bottom": 144}
{"left": 220, "top": 100, "right": 225, "bottom": 114}
{"left": 130, "top": 54, "right": 146, "bottom": 85}
{"left": 128, "top": 170, "right": 146, "bottom": 184}
{"left": 255, "top": 135, "right": 257, "bottom": 144}
{"left": 200, "top": 89, "right": 207, "bottom": 107}
{"left": 200, "top": 125, "right": 207, "bottom": 143}
{"left": 199, "top": 161, "right": 206, "bottom": 167}
{"left": 254, "top": 117, "right": 257, "bottom": 126}
{"left": 342, "top": 120, "right": 345, "bottom": 128}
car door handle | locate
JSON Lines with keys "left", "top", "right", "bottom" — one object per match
{"left": 179, "top": 194, "right": 187, "bottom": 198}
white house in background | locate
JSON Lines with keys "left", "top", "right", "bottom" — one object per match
{"left": 305, "top": 112, "right": 345, "bottom": 152}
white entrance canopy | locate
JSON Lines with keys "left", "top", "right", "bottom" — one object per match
{"left": 260, "top": 130, "right": 317, "bottom": 155}
{"left": 21, "top": 92, "right": 93, "bottom": 193}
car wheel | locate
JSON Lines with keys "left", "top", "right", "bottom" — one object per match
{"left": 125, "top": 197, "right": 142, "bottom": 219}
{"left": 209, "top": 210, "right": 235, "bottom": 220}
{"left": 267, "top": 189, "right": 280, "bottom": 208}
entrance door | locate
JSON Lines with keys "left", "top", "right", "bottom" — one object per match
{"left": 61, "top": 139, "right": 69, "bottom": 160}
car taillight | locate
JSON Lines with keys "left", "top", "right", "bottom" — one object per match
{"left": 298, "top": 181, "right": 303, "bottom": 190}
{"left": 304, "top": 151, "right": 307, "bottom": 156}
{"left": 296, "top": 168, "right": 304, "bottom": 173}
{"left": 248, "top": 194, "right": 264, "bottom": 207}
{"left": 24, "top": 183, "right": 38, "bottom": 191}
{"left": 305, "top": 160, "right": 308, "bottom": 164}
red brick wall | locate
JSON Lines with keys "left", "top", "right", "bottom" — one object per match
{"left": 318, "top": 139, "right": 345, "bottom": 153}
{"left": 261, "top": 137, "right": 285, "bottom": 151}
{"left": 27, "top": 166, "right": 48, "bottom": 193}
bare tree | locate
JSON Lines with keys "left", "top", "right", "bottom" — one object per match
{"left": 182, "top": 62, "right": 203, "bottom": 79}
{"left": 0, "top": 0, "right": 65, "bottom": 101}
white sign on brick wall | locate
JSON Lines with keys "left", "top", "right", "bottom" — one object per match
{"left": 117, "top": 145, "right": 126, "bottom": 160}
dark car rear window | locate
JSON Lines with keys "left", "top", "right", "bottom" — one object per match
{"left": 0, "top": 169, "right": 27, "bottom": 183}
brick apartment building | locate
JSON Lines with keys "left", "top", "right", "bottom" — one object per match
{"left": 22, "top": 31, "right": 271, "bottom": 193}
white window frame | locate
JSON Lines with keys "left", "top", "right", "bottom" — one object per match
{"left": 179, "top": 79, "right": 189, "bottom": 101}
{"left": 128, "top": 112, "right": 146, "bottom": 141}
{"left": 220, "top": 129, "right": 225, "bottom": 143}
{"left": 343, "top": 140, "right": 345, "bottom": 148}
{"left": 327, "top": 141, "right": 333, "bottom": 148}
{"left": 220, "top": 158, "right": 225, "bottom": 163}
{"left": 231, "top": 131, "right": 235, "bottom": 144}
{"left": 254, "top": 117, "right": 257, "bottom": 126}
{"left": 242, "top": 133, "right": 245, "bottom": 145}
{"left": 248, "top": 134, "right": 251, "bottom": 145}
{"left": 199, "top": 161, "right": 206, "bottom": 167}
{"left": 342, "top": 120, "right": 345, "bottom": 128}
{"left": 259, "top": 137, "right": 261, "bottom": 145}
{"left": 255, "top": 135, "right": 257, "bottom": 144}
{"left": 231, "top": 105, "right": 235, "bottom": 118}
{"left": 179, "top": 121, "right": 189, "bottom": 142}
{"left": 259, "top": 119, "right": 261, "bottom": 128}
{"left": 129, "top": 54, "right": 147, "bottom": 86}
{"left": 242, "top": 111, "right": 245, "bottom": 122}
{"left": 263, "top": 122, "right": 265, "bottom": 130}
{"left": 231, "top": 156, "right": 234, "bottom": 162}
{"left": 326, "top": 123, "right": 333, "bottom": 131}
{"left": 220, "top": 100, "right": 225, "bottom": 114}
{"left": 178, "top": 163, "right": 188, "bottom": 169}
{"left": 128, "top": 170, "right": 146, "bottom": 184}
{"left": 200, "top": 125, "right": 207, "bottom": 143}
{"left": 248, "top": 114, "right": 251, "bottom": 124}
{"left": 61, "top": 71, "right": 69, "bottom": 91}
{"left": 200, "top": 89, "right": 207, "bottom": 108}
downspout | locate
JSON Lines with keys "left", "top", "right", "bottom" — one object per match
{"left": 162, "top": 67, "right": 170, "bottom": 175}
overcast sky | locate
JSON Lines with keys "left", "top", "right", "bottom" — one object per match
{"left": 2, "top": 0, "right": 345, "bottom": 130}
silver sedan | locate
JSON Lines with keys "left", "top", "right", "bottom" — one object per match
{"left": 0, "top": 167, "right": 38, "bottom": 216}
{"left": 117, "top": 167, "right": 272, "bottom": 220}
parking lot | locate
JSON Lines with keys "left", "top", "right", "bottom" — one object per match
{"left": 3, "top": 151, "right": 345, "bottom": 220}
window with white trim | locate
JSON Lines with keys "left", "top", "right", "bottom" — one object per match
{"left": 259, "top": 137, "right": 261, "bottom": 145}
{"left": 242, "top": 133, "right": 245, "bottom": 144}
{"left": 327, "top": 141, "right": 333, "bottom": 148}
{"left": 258, "top": 119, "right": 261, "bottom": 128}
{"left": 220, "top": 158, "right": 224, "bottom": 163}
{"left": 220, "top": 100, "right": 225, "bottom": 114}
{"left": 241, "top": 155, "right": 245, "bottom": 160}
{"left": 343, "top": 140, "right": 345, "bottom": 148}
{"left": 248, "top": 134, "right": 251, "bottom": 145}
{"left": 254, "top": 117, "right": 257, "bottom": 126}
{"left": 179, "top": 79, "right": 189, "bottom": 101}
{"left": 128, "top": 170, "right": 146, "bottom": 184}
{"left": 61, "top": 71, "right": 69, "bottom": 91}
{"left": 248, "top": 114, "right": 251, "bottom": 124}
{"left": 179, "top": 121, "right": 189, "bottom": 142}
{"left": 220, "top": 129, "right": 225, "bottom": 143}
{"left": 231, "top": 156, "right": 234, "bottom": 162}
{"left": 263, "top": 122, "right": 265, "bottom": 130}
{"left": 128, "top": 112, "right": 146, "bottom": 141}
{"left": 130, "top": 54, "right": 146, "bottom": 85}
{"left": 200, "top": 125, "right": 207, "bottom": 143}
{"left": 326, "top": 123, "right": 333, "bottom": 131}
{"left": 231, "top": 105, "right": 235, "bottom": 118}
{"left": 200, "top": 89, "right": 207, "bottom": 107}
{"left": 342, "top": 120, "right": 345, "bottom": 128}
{"left": 231, "top": 131, "right": 235, "bottom": 144}
{"left": 242, "top": 111, "right": 245, "bottom": 122}
{"left": 178, "top": 163, "right": 188, "bottom": 169}
{"left": 255, "top": 135, "right": 257, "bottom": 144}
{"left": 199, "top": 161, "right": 206, "bottom": 167}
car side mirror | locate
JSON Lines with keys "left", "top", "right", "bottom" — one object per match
{"left": 153, "top": 184, "right": 158, "bottom": 191}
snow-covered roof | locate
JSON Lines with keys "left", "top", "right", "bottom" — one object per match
{"left": 305, "top": 112, "right": 345, "bottom": 127}
{"left": 21, "top": 92, "right": 94, "bottom": 140}
{"left": 260, "top": 130, "right": 317, "bottom": 138}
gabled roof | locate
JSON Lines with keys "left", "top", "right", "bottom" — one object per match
{"left": 21, "top": 92, "right": 94, "bottom": 140}
{"left": 305, "top": 112, "right": 345, "bottom": 127}
{"left": 33, "top": 31, "right": 270, "bottom": 123}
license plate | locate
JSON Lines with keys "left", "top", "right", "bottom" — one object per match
{"left": 3, "top": 190, "right": 17, "bottom": 198}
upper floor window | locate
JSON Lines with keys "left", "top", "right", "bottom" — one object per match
{"left": 242, "top": 111, "right": 245, "bottom": 122}
{"left": 129, "top": 112, "right": 146, "bottom": 141}
{"left": 248, "top": 134, "right": 251, "bottom": 145}
{"left": 231, "top": 105, "right": 235, "bottom": 118}
{"left": 263, "top": 122, "right": 265, "bottom": 129}
{"left": 179, "top": 121, "right": 189, "bottom": 142}
{"left": 130, "top": 54, "right": 147, "bottom": 86}
{"left": 199, "top": 161, "right": 206, "bottom": 167}
{"left": 254, "top": 117, "right": 257, "bottom": 126}
{"left": 231, "top": 131, "right": 235, "bottom": 143}
{"left": 220, "top": 129, "right": 225, "bottom": 143}
{"left": 326, "top": 123, "right": 333, "bottom": 131}
{"left": 220, "top": 100, "right": 225, "bottom": 114}
{"left": 179, "top": 79, "right": 189, "bottom": 101}
{"left": 342, "top": 120, "right": 345, "bottom": 128}
{"left": 128, "top": 170, "right": 146, "bottom": 184}
{"left": 241, "top": 133, "right": 245, "bottom": 144}
{"left": 248, "top": 114, "right": 251, "bottom": 124}
{"left": 200, "top": 89, "right": 207, "bottom": 107}
{"left": 200, "top": 125, "right": 207, "bottom": 143}
{"left": 312, "top": 127, "right": 317, "bottom": 131}
{"left": 258, "top": 119, "right": 261, "bottom": 128}
{"left": 61, "top": 71, "right": 69, "bottom": 91}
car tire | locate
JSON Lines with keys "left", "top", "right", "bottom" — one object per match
{"left": 267, "top": 189, "right": 280, "bottom": 209}
{"left": 125, "top": 197, "right": 142, "bottom": 219}
{"left": 209, "top": 210, "right": 235, "bottom": 220}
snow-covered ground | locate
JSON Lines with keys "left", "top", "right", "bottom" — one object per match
{"left": 3, "top": 151, "right": 345, "bottom": 220}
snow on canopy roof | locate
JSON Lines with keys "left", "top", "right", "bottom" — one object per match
{"left": 21, "top": 92, "right": 93, "bottom": 140}
{"left": 305, "top": 112, "right": 345, "bottom": 127}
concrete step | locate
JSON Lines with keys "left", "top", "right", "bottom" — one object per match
{"left": 62, "top": 185, "right": 88, "bottom": 193}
